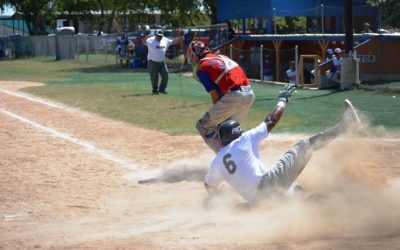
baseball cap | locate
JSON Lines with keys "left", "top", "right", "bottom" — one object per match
{"left": 155, "top": 30, "right": 164, "bottom": 37}
{"left": 326, "top": 48, "right": 333, "bottom": 54}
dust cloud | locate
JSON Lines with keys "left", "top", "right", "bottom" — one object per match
{"left": 147, "top": 129, "right": 400, "bottom": 244}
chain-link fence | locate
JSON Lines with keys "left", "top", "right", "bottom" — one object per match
{"left": 0, "top": 23, "right": 230, "bottom": 67}
{"left": 0, "top": 27, "right": 297, "bottom": 83}
{"left": 0, "top": 34, "right": 120, "bottom": 65}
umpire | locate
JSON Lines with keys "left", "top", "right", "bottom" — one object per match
{"left": 145, "top": 30, "right": 181, "bottom": 95}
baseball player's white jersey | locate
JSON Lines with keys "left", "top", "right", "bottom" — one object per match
{"left": 286, "top": 69, "right": 297, "bottom": 84}
{"left": 205, "top": 122, "right": 269, "bottom": 202}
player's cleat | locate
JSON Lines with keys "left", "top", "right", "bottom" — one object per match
{"left": 343, "top": 99, "right": 363, "bottom": 130}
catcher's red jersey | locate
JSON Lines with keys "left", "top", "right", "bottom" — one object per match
{"left": 197, "top": 54, "right": 250, "bottom": 95}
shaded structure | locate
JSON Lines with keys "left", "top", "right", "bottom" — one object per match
{"left": 215, "top": 0, "right": 400, "bottom": 84}
{"left": 217, "top": 0, "right": 379, "bottom": 34}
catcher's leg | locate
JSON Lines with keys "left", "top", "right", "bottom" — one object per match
{"left": 196, "top": 114, "right": 222, "bottom": 153}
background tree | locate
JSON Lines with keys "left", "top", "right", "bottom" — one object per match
{"left": 368, "top": 0, "right": 400, "bottom": 29}
{"left": 0, "top": 0, "right": 57, "bottom": 35}
{"left": 202, "top": 0, "right": 217, "bottom": 24}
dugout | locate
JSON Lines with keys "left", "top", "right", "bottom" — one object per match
{"left": 215, "top": 0, "right": 400, "bottom": 85}
{"left": 217, "top": 33, "right": 400, "bottom": 85}
{"left": 216, "top": 0, "right": 380, "bottom": 35}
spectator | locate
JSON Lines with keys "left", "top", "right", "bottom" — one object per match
{"left": 361, "top": 22, "right": 373, "bottom": 33}
{"left": 285, "top": 61, "right": 297, "bottom": 84}
{"left": 183, "top": 29, "right": 194, "bottom": 64}
{"left": 258, "top": 17, "right": 268, "bottom": 34}
{"left": 325, "top": 48, "right": 335, "bottom": 61}
{"left": 145, "top": 30, "right": 182, "bottom": 95}
{"left": 249, "top": 23, "right": 257, "bottom": 34}
{"left": 116, "top": 33, "right": 128, "bottom": 56}
{"left": 127, "top": 39, "right": 135, "bottom": 57}
{"left": 263, "top": 56, "right": 275, "bottom": 81}
{"left": 238, "top": 54, "right": 249, "bottom": 74}
{"left": 227, "top": 21, "right": 237, "bottom": 40}
{"left": 330, "top": 48, "right": 342, "bottom": 80}
{"left": 307, "top": 18, "right": 318, "bottom": 33}
{"left": 311, "top": 48, "right": 335, "bottom": 80}
{"left": 135, "top": 35, "right": 148, "bottom": 68}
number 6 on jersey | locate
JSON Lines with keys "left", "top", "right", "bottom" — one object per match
{"left": 223, "top": 153, "right": 237, "bottom": 174}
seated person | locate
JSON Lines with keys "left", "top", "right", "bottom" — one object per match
{"left": 127, "top": 39, "right": 135, "bottom": 57}
{"left": 238, "top": 54, "right": 249, "bottom": 74}
{"left": 263, "top": 56, "right": 275, "bottom": 81}
{"left": 361, "top": 22, "right": 373, "bottom": 33}
{"left": 116, "top": 33, "right": 128, "bottom": 56}
{"left": 134, "top": 36, "right": 148, "bottom": 68}
{"left": 330, "top": 48, "right": 342, "bottom": 80}
{"left": 285, "top": 61, "right": 296, "bottom": 84}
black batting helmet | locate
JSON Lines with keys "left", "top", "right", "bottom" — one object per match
{"left": 218, "top": 119, "right": 243, "bottom": 146}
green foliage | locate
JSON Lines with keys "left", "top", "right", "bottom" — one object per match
{"left": 368, "top": 0, "right": 400, "bottom": 28}
{"left": 274, "top": 16, "right": 306, "bottom": 34}
{"left": 1, "top": 0, "right": 57, "bottom": 35}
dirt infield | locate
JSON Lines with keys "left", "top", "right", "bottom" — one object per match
{"left": 1, "top": 81, "right": 400, "bottom": 249}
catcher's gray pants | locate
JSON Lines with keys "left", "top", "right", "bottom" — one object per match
{"left": 148, "top": 60, "right": 168, "bottom": 93}
{"left": 196, "top": 86, "right": 255, "bottom": 152}
{"left": 255, "top": 139, "right": 313, "bottom": 202}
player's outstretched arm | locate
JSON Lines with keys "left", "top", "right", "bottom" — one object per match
{"left": 264, "top": 83, "right": 296, "bottom": 132}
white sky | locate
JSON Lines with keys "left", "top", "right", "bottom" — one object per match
{"left": 1, "top": 5, "right": 15, "bottom": 16}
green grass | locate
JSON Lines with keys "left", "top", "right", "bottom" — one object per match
{"left": 1, "top": 58, "right": 399, "bottom": 136}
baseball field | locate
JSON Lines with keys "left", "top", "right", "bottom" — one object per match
{"left": 1, "top": 58, "right": 400, "bottom": 249}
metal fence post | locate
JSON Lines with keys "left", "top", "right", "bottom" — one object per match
{"left": 321, "top": 4, "right": 324, "bottom": 34}
{"left": 230, "top": 44, "right": 233, "bottom": 58}
{"left": 86, "top": 37, "right": 89, "bottom": 62}
{"left": 260, "top": 44, "right": 263, "bottom": 81}
{"left": 295, "top": 45, "right": 299, "bottom": 85}
{"left": 76, "top": 35, "right": 79, "bottom": 62}
{"left": 106, "top": 37, "right": 108, "bottom": 64}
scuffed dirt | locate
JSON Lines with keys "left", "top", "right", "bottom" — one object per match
{"left": 1, "top": 81, "right": 399, "bottom": 249}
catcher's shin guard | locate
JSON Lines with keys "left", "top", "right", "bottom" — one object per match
{"left": 196, "top": 119, "right": 222, "bottom": 153}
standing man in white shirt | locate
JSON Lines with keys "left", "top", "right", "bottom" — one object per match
{"left": 204, "top": 84, "right": 363, "bottom": 205}
{"left": 145, "top": 30, "right": 181, "bottom": 95}
{"left": 285, "top": 60, "right": 297, "bottom": 84}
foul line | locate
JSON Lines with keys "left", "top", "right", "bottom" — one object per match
{"left": 0, "top": 108, "right": 141, "bottom": 170}
{"left": 0, "top": 88, "right": 76, "bottom": 112}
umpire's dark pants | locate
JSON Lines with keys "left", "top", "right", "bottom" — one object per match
{"left": 148, "top": 60, "right": 168, "bottom": 93}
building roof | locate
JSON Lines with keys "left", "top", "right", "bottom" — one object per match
{"left": 217, "top": 0, "right": 378, "bottom": 21}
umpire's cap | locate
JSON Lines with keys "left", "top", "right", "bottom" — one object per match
{"left": 155, "top": 30, "right": 164, "bottom": 37}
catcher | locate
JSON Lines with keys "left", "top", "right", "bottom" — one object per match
{"left": 204, "top": 84, "right": 363, "bottom": 205}
{"left": 186, "top": 40, "right": 255, "bottom": 153}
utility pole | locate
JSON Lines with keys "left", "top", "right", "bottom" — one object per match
{"left": 344, "top": 0, "right": 353, "bottom": 54}
{"left": 341, "top": 0, "right": 358, "bottom": 90}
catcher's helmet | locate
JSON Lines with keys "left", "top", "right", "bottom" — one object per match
{"left": 187, "top": 40, "right": 210, "bottom": 64}
{"left": 218, "top": 119, "right": 243, "bottom": 146}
